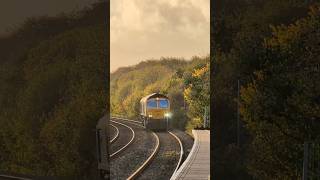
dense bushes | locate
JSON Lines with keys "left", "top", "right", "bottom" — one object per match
{"left": 240, "top": 7, "right": 320, "bottom": 178}
{"left": 0, "top": 2, "right": 107, "bottom": 179}
{"left": 110, "top": 56, "right": 209, "bottom": 132}
{"left": 212, "top": 0, "right": 320, "bottom": 179}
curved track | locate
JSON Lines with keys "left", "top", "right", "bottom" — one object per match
{"left": 0, "top": 175, "right": 32, "bottom": 180}
{"left": 111, "top": 117, "right": 184, "bottom": 180}
{"left": 109, "top": 120, "right": 135, "bottom": 159}
{"left": 109, "top": 124, "right": 119, "bottom": 144}
{"left": 136, "top": 132, "right": 182, "bottom": 179}
{"left": 112, "top": 117, "right": 143, "bottom": 125}
{"left": 110, "top": 118, "right": 156, "bottom": 179}
{"left": 127, "top": 132, "right": 160, "bottom": 180}
{"left": 168, "top": 131, "right": 184, "bottom": 176}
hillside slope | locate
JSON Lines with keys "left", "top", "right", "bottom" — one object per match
{"left": 110, "top": 56, "right": 209, "bottom": 132}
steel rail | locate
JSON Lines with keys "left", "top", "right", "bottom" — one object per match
{"left": 126, "top": 132, "right": 160, "bottom": 180}
{"left": 0, "top": 175, "right": 32, "bottom": 180}
{"left": 112, "top": 118, "right": 144, "bottom": 129}
{"left": 168, "top": 131, "right": 184, "bottom": 178}
{"left": 111, "top": 116, "right": 142, "bottom": 125}
{"left": 109, "top": 123, "right": 119, "bottom": 144}
{"left": 110, "top": 120, "right": 135, "bottom": 159}
{"left": 111, "top": 117, "right": 183, "bottom": 179}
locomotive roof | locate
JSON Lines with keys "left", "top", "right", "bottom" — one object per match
{"left": 140, "top": 93, "right": 168, "bottom": 103}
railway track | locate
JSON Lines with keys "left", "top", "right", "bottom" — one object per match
{"left": 168, "top": 131, "right": 184, "bottom": 175}
{"left": 109, "top": 124, "right": 119, "bottom": 143}
{"left": 109, "top": 120, "right": 135, "bottom": 159}
{"left": 0, "top": 175, "right": 32, "bottom": 180}
{"left": 112, "top": 117, "right": 143, "bottom": 125}
{"left": 134, "top": 132, "right": 182, "bottom": 180}
{"left": 110, "top": 118, "right": 156, "bottom": 179}
{"left": 127, "top": 131, "right": 160, "bottom": 180}
{"left": 111, "top": 117, "right": 184, "bottom": 180}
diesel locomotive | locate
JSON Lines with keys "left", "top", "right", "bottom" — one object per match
{"left": 140, "top": 93, "right": 172, "bottom": 130}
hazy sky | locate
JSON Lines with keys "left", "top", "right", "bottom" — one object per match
{"left": 0, "top": 0, "right": 97, "bottom": 36}
{"left": 111, "top": 0, "right": 210, "bottom": 72}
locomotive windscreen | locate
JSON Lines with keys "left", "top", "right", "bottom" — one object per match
{"left": 147, "top": 99, "right": 157, "bottom": 108}
{"left": 159, "top": 99, "right": 169, "bottom": 108}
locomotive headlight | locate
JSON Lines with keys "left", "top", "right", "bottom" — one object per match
{"left": 164, "top": 112, "right": 172, "bottom": 118}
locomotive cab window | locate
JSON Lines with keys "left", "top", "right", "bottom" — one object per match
{"left": 159, "top": 99, "right": 169, "bottom": 108}
{"left": 147, "top": 99, "right": 157, "bottom": 108}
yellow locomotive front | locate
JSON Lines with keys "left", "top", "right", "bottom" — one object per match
{"left": 140, "top": 93, "right": 171, "bottom": 130}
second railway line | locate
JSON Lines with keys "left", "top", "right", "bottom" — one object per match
{"left": 109, "top": 120, "right": 135, "bottom": 159}
{"left": 109, "top": 118, "right": 156, "bottom": 179}
{"left": 109, "top": 124, "right": 119, "bottom": 144}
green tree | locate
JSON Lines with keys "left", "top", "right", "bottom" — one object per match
{"left": 0, "top": 1, "right": 108, "bottom": 178}
{"left": 183, "top": 57, "right": 210, "bottom": 133}
{"left": 240, "top": 5, "right": 320, "bottom": 179}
